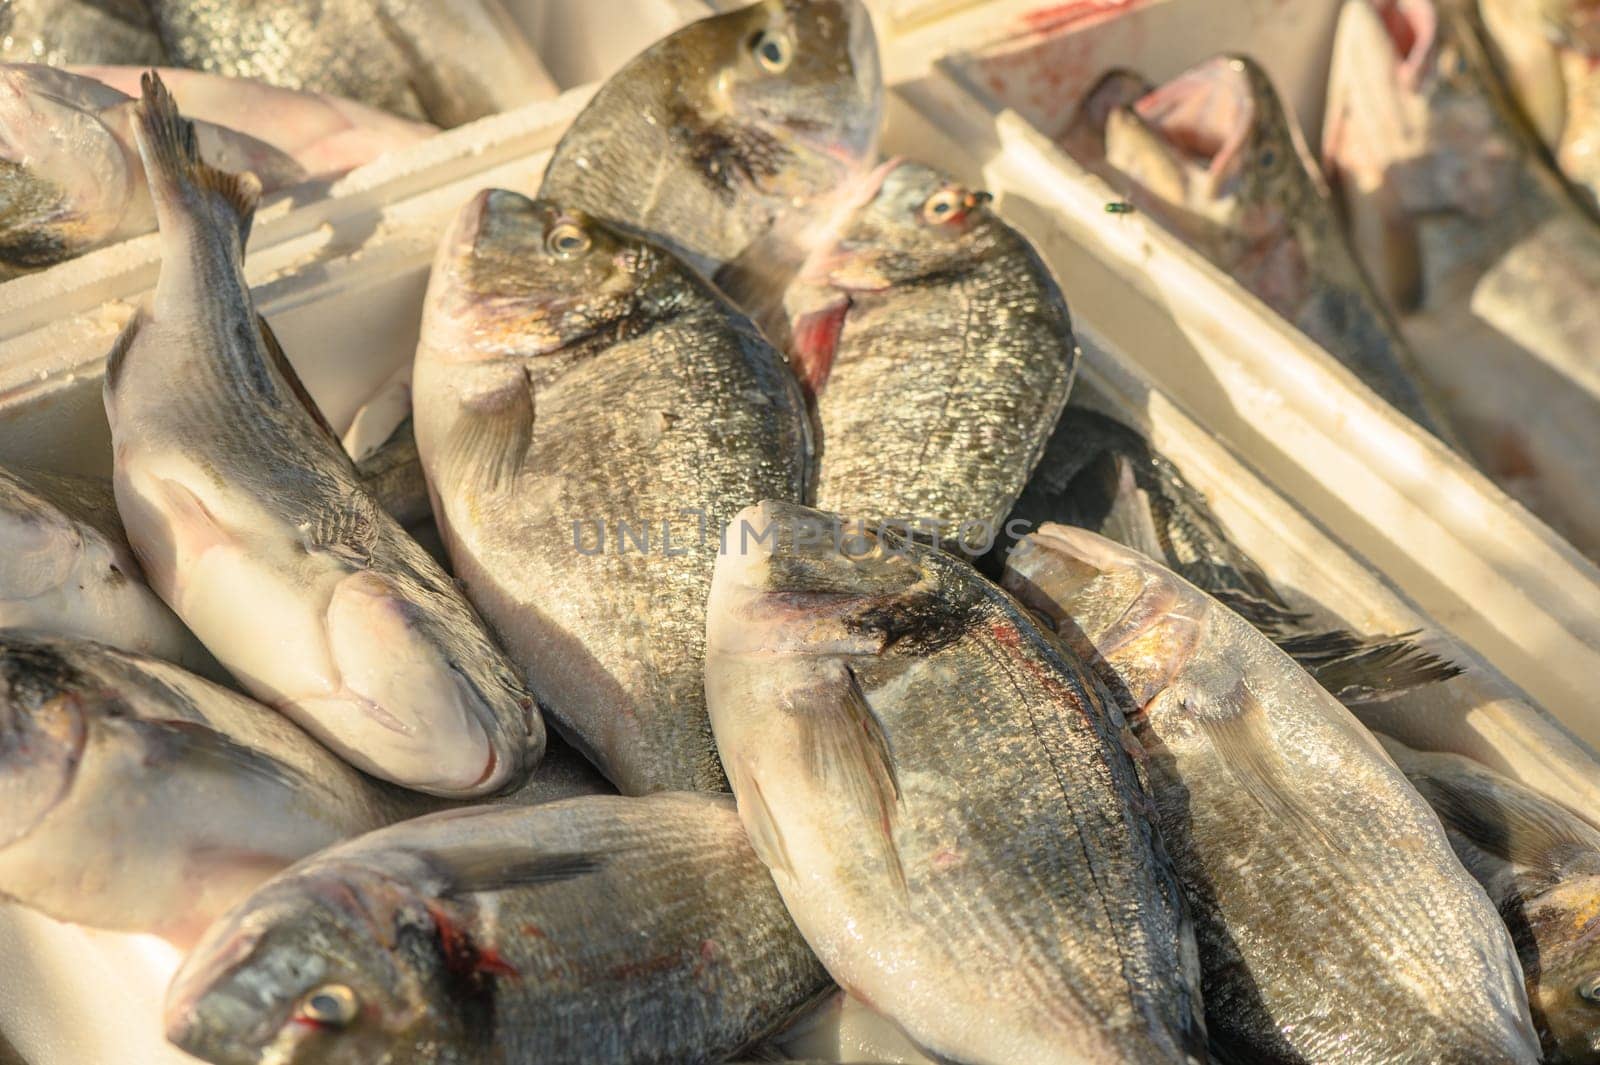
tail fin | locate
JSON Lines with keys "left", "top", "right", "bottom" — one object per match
{"left": 132, "top": 71, "right": 260, "bottom": 243}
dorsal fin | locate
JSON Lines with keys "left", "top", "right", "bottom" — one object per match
{"left": 132, "top": 71, "right": 261, "bottom": 243}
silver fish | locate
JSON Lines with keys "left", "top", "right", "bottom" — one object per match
{"left": 0, "top": 631, "right": 400, "bottom": 947}
{"left": 706, "top": 501, "right": 1207, "bottom": 1065}
{"left": 1004, "top": 525, "right": 1541, "bottom": 1063}
{"left": 1324, "top": 0, "right": 1600, "bottom": 556}
{"left": 0, "top": 63, "right": 304, "bottom": 273}
{"left": 775, "top": 160, "right": 1077, "bottom": 542}
{"left": 0, "top": 461, "right": 212, "bottom": 672}
{"left": 0, "top": 0, "right": 166, "bottom": 67}
{"left": 540, "top": 0, "right": 882, "bottom": 281}
{"left": 1382, "top": 734, "right": 1600, "bottom": 1063}
{"left": 1088, "top": 56, "right": 1463, "bottom": 445}
{"left": 102, "top": 75, "right": 542, "bottom": 796}
{"left": 73, "top": 65, "right": 436, "bottom": 176}
{"left": 412, "top": 189, "right": 809, "bottom": 795}
{"left": 146, "top": 0, "right": 554, "bottom": 126}
{"left": 165, "top": 792, "right": 829, "bottom": 1065}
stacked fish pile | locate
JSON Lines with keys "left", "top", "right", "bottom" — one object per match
{"left": 2, "top": 2, "right": 1600, "bottom": 1065}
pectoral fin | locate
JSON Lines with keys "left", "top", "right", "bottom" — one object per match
{"left": 1185, "top": 679, "right": 1345, "bottom": 853}
{"left": 301, "top": 494, "right": 381, "bottom": 570}
{"left": 422, "top": 844, "right": 608, "bottom": 898}
{"left": 439, "top": 371, "right": 534, "bottom": 498}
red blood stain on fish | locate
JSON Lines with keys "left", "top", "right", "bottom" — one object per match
{"left": 791, "top": 298, "right": 851, "bottom": 395}
{"left": 426, "top": 901, "right": 521, "bottom": 979}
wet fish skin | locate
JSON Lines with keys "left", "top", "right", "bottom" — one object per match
{"left": 351, "top": 417, "right": 430, "bottom": 529}
{"left": 412, "top": 189, "right": 809, "bottom": 796}
{"left": 0, "top": 63, "right": 304, "bottom": 273}
{"left": 998, "top": 405, "right": 1600, "bottom": 829}
{"left": 102, "top": 75, "right": 542, "bottom": 796}
{"left": 0, "top": 461, "right": 215, "bottom": 671}
{"left": 146, "top": 0, "right": 553, "bottom": 127}
{"left": 1090, "top": 56, "right": 1462, "bottom": 445}
{"left": 165, "top": 792, "right": 829, "bottom": 1065}
{"left": 0, "top": 0, "right": 166, "bottom": 67}
{"left": 0, "top": 631, "right": 400, "bottom": 947}
{"left": 73, "top": 66, "right": 436, "bottom": 176}
{"left": 1324, "top": 0, "right": 1600, "bottom": 555}
{"left": 778, "top": 160, "right": 1077, "bottom": 540}
{"left": 1380, "top": 735, "right": 1600, "bottom": 1064}
{"left": 540, "top": 0, "right": 882, "bottom": 280}
{"left": 706, "top": 501, "right": 1207, "bottom": 1065}
{"left": 1004, "top": 524, "right": 1541, "bottom": 1063}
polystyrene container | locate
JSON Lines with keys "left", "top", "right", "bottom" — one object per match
{"left": 2, "top": 2, "right": 1598, "bottom": 1063}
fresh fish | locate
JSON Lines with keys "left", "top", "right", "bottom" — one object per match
{"left": 1003, "top": 525, "right": 1540, "bottom": 1063}
{"left": 0, "top": 631, "right": 401, "bottom": 947}
{"left": 1324, "top": 0, "right": 1600, "bottom": 555}
{"left": 73, "top": 66, "right": 437, "bottom": 175}
{"left": 706, "top": 501, "right": 1207, "bottom": 1065}
{"left": 773, "top": 160, "right": 1076, "bottom": 542}
{"left": 102, "top": 75, "right": 542, "bottom": 796}
{"left": 1381, "top": 735, "right": 1600, "bottom": 1063}
{"left": 1085, "top": 56, "right": 1462, "bottom": 445}
{"left": 412, "top": 190, "right": 809, "bottom": 795}
{"left": 0, "top": 461, "right": 213, "bottom": 671}
{"left": 0, "top": 0, "right": 166, "bottom": 67}
{"left": 165, "top": 792, "right": 830, "bottom": 1065}
{"left": 770, "top": 992, "right": 937, "bottom": 1065}
{"left": 999, "top": 406, "right": 1600, "bottom": 839}
{"left": 146, "top": 0, "right": 554, "bottom": 127}
{"left": 351, "top": 417, "right": 430, "bottom": 529}
{"left": 0, "top": 63, "right": 304, "bottom": 273}
{"left": 540, "top": 0, "right": 881, "bottom": 281}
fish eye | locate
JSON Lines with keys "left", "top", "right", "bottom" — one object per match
{"left": 922, "top": 187, "right": 967, "bottom": 225}
{"left": 1578, "top": 974, "right": 1600, "bottom": 1005}
{"left": 750, "top": 28, "right": 793, "bottom": 73}
{"left": 545, "top": 222, "right": 590, "bottom": 260}
{"left": 296, "top": 984, "right": 359, "bottom": 1028}
{"left": 1259, "top": 148, "right": 1278, "bottom": 168}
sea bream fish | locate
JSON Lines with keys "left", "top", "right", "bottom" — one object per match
{"left": 1324, "top": 0, "right": 1600, "bottom": 556}
{"left": 102, "top": 75, "right": 543, "bottom": 796}
{"left": 540, "top": 0, "right": 882, "bottom": 282}
{"left": 0, "top": 632, "right": 400, "bottom": 947}
{"left": 706, "top": 501, "right": 1207, "bottom": 1065}
{"left": 1084, "top": 57, "right": 1462, "bottom": 445}
{"left": 997, "top": 406, "right": 1600, "bottom": 842}
{"left": 1003, "top": 526, "right": 1541, "bottom": 1064}
{"left": 73, "top": 66, "right": 436, "bottom": 176}
{"left": 0, "top": 461, "right": 212, "bottom": 672}
{"left": 1381, "top": 735, "right": 1600, "bottom": 1063}
{"left": 771, "top": 160, "right": 1077, "bottom": 542}
{"left": 0, "top": 0, "right": 166, "bottom": 67}
{"left": 165, "top": 792, "right": 830, "bottom": 1065}
{"left": 145, "top": 0, "right": 555, "bottom": 126}
{"left": 0, "top": 63, "right": 304, "bottom": 273}
{"left": 412, "top": 190, "right": 809, "bottom": 796}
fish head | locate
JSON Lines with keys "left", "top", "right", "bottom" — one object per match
{"left": 0, "top": 65, "right": 139, "bottom": 268}
{"left": 323, "top": 569, "right": 538, "bottom": 797}
{"left": 165, "top": 864, "right": 446, "bottom": 1065}
{"left": 1002, "top": 525, "right": 1198, "bottom": 704}
{"left": 1322, "top": 0, "right": 1522, "bottom": 305}
{"left": 1103, "top": 56, "right": 1305, "bottom": 241}
{"left": 0, "top": 636, "right": 93, "bottom": 851}
{"left": 701, "top": 0, "right": 882, "bottom": 188}
{"left": 708, "top": 501, "right": 967, "bottom": 661}
{"left": 1518, "top": 874, "right": 1600, "bottom": 1061}
{"left": 804, "top": 160, "right": 998, "bottom": 292}
{"left": 427, "top": 188, "right": 671, "bottom": 364}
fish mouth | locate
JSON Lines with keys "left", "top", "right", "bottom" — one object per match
{"left": 1120, "top": 56, "right": 1261, "bottom": 197}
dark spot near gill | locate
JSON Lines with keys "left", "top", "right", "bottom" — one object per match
{"left": 0, "top": 641, "right": 88, "bottom": 712}
{"left": 847, "top": 592, "right": 966, "bottom": 655}
{"left": 673, "top": 111, "right": 791, "bottom": 202}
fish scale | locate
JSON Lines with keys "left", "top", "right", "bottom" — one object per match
{"left": 1005, "top": 525, "right": 1541, "bottom": 1063}
{"left": 706, "top": 501, "right": 1206, "bottom": 1065}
